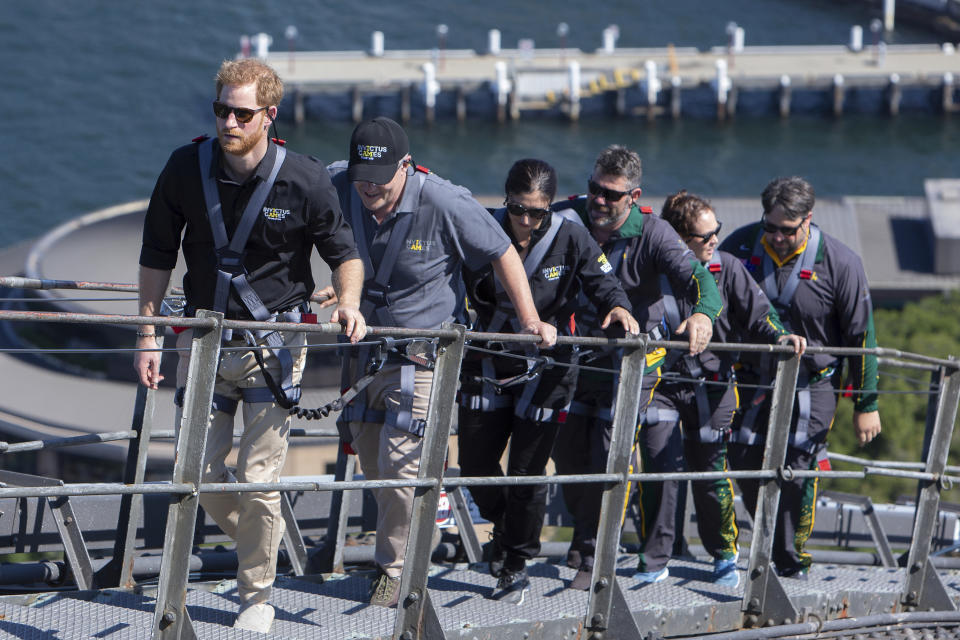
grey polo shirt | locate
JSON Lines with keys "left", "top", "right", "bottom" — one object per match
{"left": 329, "top": 163, "right": 510, "bottom": 329}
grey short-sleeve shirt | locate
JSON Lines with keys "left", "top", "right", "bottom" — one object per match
{"left": 329, "top": 164, "right": 510, "bottom": 329}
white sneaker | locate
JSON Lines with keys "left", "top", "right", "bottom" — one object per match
{"left": 234, "top": 602, "right": 275, "bottom": 634}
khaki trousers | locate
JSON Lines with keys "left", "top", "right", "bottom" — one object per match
{"left": 176, "top": 329, "right": 306, "bottom": 606}
{"left": 347, "top": 363, "right": 433, "bottom": 578}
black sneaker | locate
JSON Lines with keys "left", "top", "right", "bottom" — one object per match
{"left": 489, "top": 567, "right": 530, "bottom": 604}
{"left": 566, "top": 548, "right": 583, "bottom": 570}
{"left": 569, "top": 565, "right": 593, "bottom": 590}
{"left": 483, "top": 531, "right": 506, "bottom": 577}
{"left": 779, "top": 567, "right": 810, "bottom": 581}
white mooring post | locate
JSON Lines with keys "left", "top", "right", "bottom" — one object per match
{"left": 371, "top": 31, "right": 384, "bottom": 57}
{"left": 252, "top": 32, "right": 272, "bottom": 59}
{"left": 644, "top": 60, "right": 661, "bottom": 119}
{"left": 488, "top": 29, "right": 501, "bottom": 55}
{"left": 568, "top": 60, "right": 581, "bottom": 121}
{"left": 850, "top": 25, "right": 863, "bottom": 52}
{"left": 494, "top": 60, "right": 510, "bottom": 123}
{"left": 422, "top": 62, "right": 439, "bottom": 123}
{"left": 883, "top": 0, "right": 896, "bottom": 32}
{"left": 715, "top": 58, "right": 730, "bottom": 120}
{"left": 602, "top": 25, "right": 618, "bottom": 54}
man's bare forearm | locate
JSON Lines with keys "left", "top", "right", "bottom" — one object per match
{"left": 138, "top": 266, "right": 173, "bottom": 331}
{"left": 331, "top": 258, "right": 364, "bottom": 310}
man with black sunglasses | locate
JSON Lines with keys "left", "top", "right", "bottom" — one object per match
{"left": 136, "top": 58, "right": 365, "bottom": 633}
{"left": 720, "top": 176, "right": 882, "bottom": 581}
{"left": 551, "top": 144, "right": 724, "bottom": 589}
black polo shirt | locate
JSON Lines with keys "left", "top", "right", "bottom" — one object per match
{"left": 140, "top": 138, "right": 359, "bottom": 319}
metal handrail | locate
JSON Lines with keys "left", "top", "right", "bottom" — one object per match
{"left": 0, "top": 302, "right": 958, "bottom": 639}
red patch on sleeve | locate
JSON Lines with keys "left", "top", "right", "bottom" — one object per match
{"left": 749, "top": 256, "right": 762, "bottom": 266}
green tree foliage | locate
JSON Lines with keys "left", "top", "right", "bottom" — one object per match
{"left": 825, "top": 292, "right": 960, "bottom": 504}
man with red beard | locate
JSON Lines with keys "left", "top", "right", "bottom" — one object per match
{"left": 135, "top": 58, "right": 364, "bottom": 633}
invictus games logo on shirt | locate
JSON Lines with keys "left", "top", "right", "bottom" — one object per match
{"left": 598, "top": 254, "right": 613, "bottom": 274}
{"left": 541, "top": 264, "right": 569, "bottom": 281}
{"left": 406, "top": 239, "right": 434, "bottom": 252}
{"left": 262, "top": 207, "right": 291, "bottom": 221}
{"left": 358, "top": 144, "right": 389, "bottom": 160}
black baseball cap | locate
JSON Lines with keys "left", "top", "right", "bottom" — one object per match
{"left": 347, "top": 117, "right": 410, "bottom": 184}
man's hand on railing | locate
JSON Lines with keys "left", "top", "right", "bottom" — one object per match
{"left": 675, "top": 312, "right": 712, "bottom": 355}
{"left": 778, "top": 333, "right": 807, "bottom": 355}
{"left": 134, "top": 336, "right": 164, "bottom": 390}
{"left": 853, "top": 410, "right": 881, "bottom": 446}
{"left": 522, "top": 321, "right": 557, "bottom": 349}
{"left": 600, "top": 306, "right": 640, "bottom": 336}
{"left": 332, "top": 305, "right": 366, "bottom": 344}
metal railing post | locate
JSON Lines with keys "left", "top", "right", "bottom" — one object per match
{"left": 313, "top": 447, "right": 358, "bottom": 574}
{"left": 585, "top": 337, "right": 647, "bottom": 640}
{"left": 98, "top": 330, "right": 166, "bottom": 589}
{"left": 742, "top": 352, "right": 801, "bottom": 628}
{"left": 901, "top": 362, "right": 960, "bottom": 612}
{"left": 152, "top": 310, "right": 222, "bottom": 640}
{"left": 394, "top": 323, "right": 466, "bottom": 640}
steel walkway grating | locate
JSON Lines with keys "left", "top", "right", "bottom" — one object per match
{"left": 0, "top": 556, "right": 957, "bottom": 639}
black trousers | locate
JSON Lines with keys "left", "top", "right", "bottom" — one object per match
{"left": 728, "top": 374, "right": 837, "bottom": 575}
{"left": 457, "top": 408, "right": 561, "bottom": 569}
{"left": 457, "top": 351, "right": 577, "bottom": 570}
{"left": 552, "top": 372, "right": 654, "bottom": 567}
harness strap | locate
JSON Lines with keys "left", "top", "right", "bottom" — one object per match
{"left": 174, "top": 387, "right": 239, "bottom": 417}
{"left": 660, "top": 252, "right": 723, "bottom": 385}
{"left": 481, "top": 357, "right": 499, "bottom": 411}
{"left": 752, "top": 224, "right": 821, "bottom": 319}
{"left": 335, "top": 340, "right": 430, "bottom": 438}
{"left": 682, "top": 355, "right": 719, "bottom": 443}
{"left": 385, "top": 364, "right": 417, "bottom": 433}
{"left": 642, "top": 406, "right": 680, "bottom": 426}
{"left": 492, "top": 210, "right": 566, "bottom": 293}
{"left": 459, "top": 391, "right": 513, "bottom": 412}
{"left": 352, "top": 171, "right": 427, "bottom": 326}
{"left": 659, "top": 274, "right": 684, "bottom": 373}
{"left": 568, "top": 400, "right": 614, "bottom": 422}
{"left": 198, "top": 138, "right": 287, "bottom": 321}
{"left": 735, "top": 369, "right": 820, "bottom": 451}
{"left": 197, "top": 138, "right": 302, "bottom": 408}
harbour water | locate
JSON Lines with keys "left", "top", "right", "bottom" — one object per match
{"left": 1, "top": 1, "right": 956, "bottom": 251}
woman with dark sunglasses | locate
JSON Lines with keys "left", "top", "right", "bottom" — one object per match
{"left": 457, "top": 158, "right": 637, "bottom": 604}
{"left": 648, "top": 190, "right": 805, "bottom": 587}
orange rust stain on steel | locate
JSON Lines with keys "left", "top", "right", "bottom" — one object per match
{"left": 839, "top": 597, "right": 851, "bottom": 618}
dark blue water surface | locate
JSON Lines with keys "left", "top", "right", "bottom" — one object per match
{"left": 1, "top": 0, "right": 955, "bottom": 248}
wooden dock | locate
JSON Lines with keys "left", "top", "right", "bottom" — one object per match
{"left": 260, "top": 43, "right": 960, "bottom": 122}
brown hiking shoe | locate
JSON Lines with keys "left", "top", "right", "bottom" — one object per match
{"left": 369, "top": 571, "right": 401, "bottom": 607}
